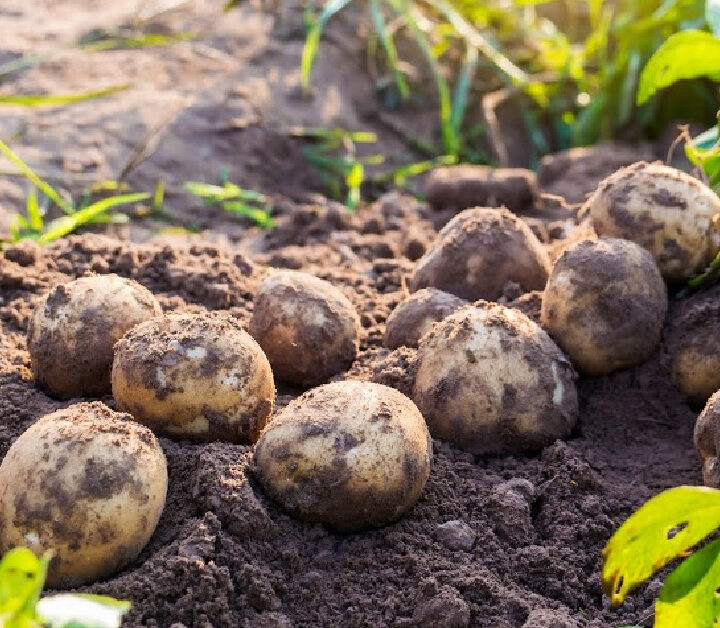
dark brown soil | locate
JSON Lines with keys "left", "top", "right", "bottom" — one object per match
{"left": 0, "top": 192, "right": 701, "bottom": 626}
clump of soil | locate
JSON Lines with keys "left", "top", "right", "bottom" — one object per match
{"left": 0, "top": 193, "right": 700, "bottom": 626}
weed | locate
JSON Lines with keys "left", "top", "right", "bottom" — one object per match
{"left": 184, "top": 180, "right": 275, "bottom": 228}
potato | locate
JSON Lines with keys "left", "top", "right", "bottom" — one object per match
{"left": 694, "top": 391, "right": 720, "bottom": 487}
{"left": 28, "top": 274, "right": 162, "bottom": 399}
{"left": 587, "top": 161, "right": 720, "bottom": 282}
{"left": 112, "top": 313, "right": 274, "bottom": 443}
{"left": 413, "top": 302, "right": 578, "bottom": 455}
{"left": 254, "top": 380, "right": 431, "bottom": 531}
{"left": 0, "top": 402, "right": 167, "bottom": 588}
{"left": 249, "top": 271, "right": 360, "bottom": 386}
{"left": 384, "top": 288, "right": 466, "bottom": 349}
{"left": 541, "top": 238, "right": 667, "bottom": 376}
{"left": 410, "top": 207, "right": 551, "bottom": 301}
{"left": 666, "top": 284, "right": 720, "bottom": 406}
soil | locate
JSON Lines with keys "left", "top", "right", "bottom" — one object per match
{"left": 0, "top": 2, "right": 704, "bottom": 626}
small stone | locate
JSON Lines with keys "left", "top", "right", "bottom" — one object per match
{"left": 522, "top": 608, "right": 578, "bottom": 628}
{"left": 413, "top": 586, "right": 470, "bottom": 628}
{"left": 436, "top": 520, "right": 476, "bottom": 551}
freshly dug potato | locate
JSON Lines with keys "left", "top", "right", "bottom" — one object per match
{"left": 254, "top": 380, "right": 431, "bottom": 531}
{"left": 249, "top": 271, "right": 360, "bottom": 386}
{"left": 587, "top": 161, "right": 720, "bottom": 282}
{"left": 0, "top": 402, "right": 167, "bottom": 588}
{"left": 666, "top": 284, "right": 720, "bottom": 406}
{"left": 694, "top": 391, "right": 720, "bottom": 487}
{"left": 384, "top": 288, "right": 466, "bottom": 349}
{"left": 28, "top": 274, "right": 161, "bottom": 399}
{"left": 113, "top": 313, "right": 274, "bottom": 443}
{"left": 410, "top": 207, "right": 551, "bottom": 301}
{"left": 541, "top": 238, "right": 667, "bottom": 376}
{"left": 414, "top": 303, "right": 578, "bottom": 455}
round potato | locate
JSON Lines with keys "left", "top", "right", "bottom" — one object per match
{"left": 28, "top": 274, "right": 162, "bottom": 399}
{"left": 694, "top": 391, "right": 720, "bottom": 487}
{"left": 587, "top": 161, "right": 720, "bottom": 282}
{"left": 541, "top": 238, "right": 667, "bottom": 376}
{"left": 0, "top": 402, "right": 167, "bottom": 588}
{"left": 413, "top": 302, "right": 578, "bottom": 455}
{"left": 410, "top": 207, "right": 551, "bottom": 301}
{"left": 384, "top": 288, "right": 466, "bottom": 349}
{"left": 249, "top": 271, "right": 360, "bottom": 386}
{"left": 112, "top": 313, "right": 274, "bottom": 443}
{"left": 666, "top": 284, "right": 720, "bottom": 406}
{"left": 254, "top": 380, "right": 431, "bottom": 531}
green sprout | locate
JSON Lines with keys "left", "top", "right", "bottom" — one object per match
{"left": 184, "top": 180, "right": 274, "bottom": 228}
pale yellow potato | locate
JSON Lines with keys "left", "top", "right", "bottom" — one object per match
{"left": 254, "top": 380, "right": 431, "bottom": 531}
{"left": 413, "top": 302, "right": 578, "bottom": 455}
{"left": 666, "top": 285, "right": 720, "bottom": 406}
{"left": 112, "top": 313, "right": 274, "bottom": 443}
{"left": 249, "top": 271, "right": 360, "bottom": 386}
{"left": 0, "top": 402, "right": 167, "bottom": 588}
{"left": 410, "top": 207, "right": 551, "bottom": 301}
{"left": 541, "top": 238, "right": 667, "bottom": 376}
{"left": 384, "top": 288, "right": 466, "bottom": 349}
{"left": 587, "top": 161, "right": 720, "bottom": 282}
{"left": 694, "top": 391, "right": 720, "bottom": 487}
{"left": 28, "top": 274, "right": 162, "bottom": 399}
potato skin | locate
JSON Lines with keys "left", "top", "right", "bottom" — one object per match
{"left": 666, "top": 284, "right": 720, "bottom": 406}
{"left": 410, "top": 207, "right": 551, "bottom": 301}
{"left": 113, "top": 313, "right": 274, "bottom": 443}
{"left": 384, "top": 288, "right": 466, "bottom": 349}
{"left": 249, "top": 271, "right": 360, "bottom": 386}
{"left": 587, "top": 161, "right": 720, "bottom": 282}
{"left": 28, "top": 274, "right": 162, "bottom": 399}
{"left": 0, "top": 402, "right": 167, "bottom": 588}
{"left": 414, "top": 303, "right": 578, "bottom": 455}
{"left": 254, "top": 380, "right": 431, "bottom": 531}
{"left": 694, "top": 391, "right": 720, "bottom": 487}
{"left": 541, "top": 238, "right": 667, "bottom": 376}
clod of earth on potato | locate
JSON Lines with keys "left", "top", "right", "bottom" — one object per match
{"left": 249, "top": 271, "right": 360, "bottom": 386}
{"left": 541, "top": 238, "right": 667, "bottom": 376}
{"left": 384, "top": 288, "right": 466, "bottom": 349}
{"left": 27, "top": 274, "right": 162, "bottom": 399}
{"left": 587, "top": 161, "right": 720, "bottom": 282}
{"left": 0, "top": 402, "right": 167, "bottom": 588}
{"left": 253, "top": 380, "right": 431, "bottom": 531}
{"left": 410, "top": 207, "right": 551, "bottom": 301}
{"left": 694, "top": 391, "right": 720, "bottom": 487}
{"left": 413, "top": 302, "right": 578, "bottom": 455}
{"left": 666, "top": 284, "right": 720, "bottom": 406}
{"left": 112, "top": 313, "right": 274, "bottom": 443}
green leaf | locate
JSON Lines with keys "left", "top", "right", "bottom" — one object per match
{"left": 0, "top": 548, "right": 49, "bottom": 627}
{"left": 0, "top": 85, "right": 130, "bottom": 107}
{"left": 655, "top": 537, "right": 720, "bottom": 627}
{"left": 602, "top": 486, "right": 720, "bottom": 606}
{"left": 345, "top": 161, "right": 364, "bottom": 209}
{"left": 369, "top": 0, "right": 410, "bottom": 99}
{"left": 26, "top": 188, "right": 43, "bottom": 232}
{"left": 637, "top": 31, "right": 720, "bottom": 105}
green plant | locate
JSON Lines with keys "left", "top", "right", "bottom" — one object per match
{"left": 602, "top": 486, "right": 720, "bottom": 627}
{"left": 184, "top": 180, "right": 275, "bottom": 228}
{"left": 0, "top": 138, "right": 150, "bottom": 245}
{"left": 0, "top": 548, "right": 130, "bottom": 628}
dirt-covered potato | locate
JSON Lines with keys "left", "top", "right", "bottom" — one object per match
{"left": 541, "top": 238, "right": 667, "bottom": 376}
{"left": 254, "top": 380, "right": 431, "bottom": 531}
{"left": 587, "top": 161, "right": 720, "bottom": 282}
{"left": 0, "top": 402, "right": 167, "bottom": 588}
{"left": 112, "top": 313, "right": 274, "bottom": 443}
{"left": 666, "top": 284, "right": 720, "bottom": 406}
{"left": 28, "top": 274, "right": 162, "bottom": 399}
{"left": 414, "top": 303, "right": 578, "bottom": 455}
{"left": 694, "top": 391, "right": 720, "bottom": 487}
{"left": 410, "top": 207, "right": 551, "bottom": 301}
{"left": 384, "top": 288, "right": 466, "bottom": 349}
{"left": 249, "top": 271, "right": 360, "bottom": 386}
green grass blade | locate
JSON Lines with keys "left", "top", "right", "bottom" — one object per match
{"left": 81, "top": 33, "right": 194, "bottom": 52}
{"left": 26, "top": 188, "right": 43, "bottom": 231}
{"left": 345, "top": 161, "right": 364, "bottom": 209}
{"left": 38, "top": 193, "right": 149, "bottom": 243}
{"left": 301, "top": 0, "right": 356, "bottom": 90}
{"left": 0, "top": 84, "right": 130, "bottom": 107}
{"left": 222, "top": 201, "right": 274, "bottom": 228}
{"left": 451, "top": 44, "right": 479, "bottom": 145}
{"left": 0, "top": 138, "right": 73, "bottom": 214}
{"left": 369, "top": 0, "right": 410, "bottom": 99}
